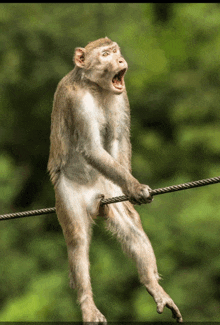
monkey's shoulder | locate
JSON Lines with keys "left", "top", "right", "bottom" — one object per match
{"left": 55, "top": 71, "right": 76, "bottom": 96}
{"left": 53, "top": 70, "right": 130, "bottom": 128}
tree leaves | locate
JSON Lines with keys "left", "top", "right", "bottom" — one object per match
{"left": 0, "top": 3, "right": 220, "bottom": 322}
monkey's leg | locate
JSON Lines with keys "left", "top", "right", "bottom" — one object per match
{"left": 55, "top": 176, "right": 107, "bottom": 323}
{"left": 105, "top": 201, "right": 182, "bottom": 323}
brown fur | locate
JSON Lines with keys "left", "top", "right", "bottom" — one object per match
{"left": 48, "top": 38, "right": 182, "bottom": 323}
{"left": 85, "top": 37, "right": 113, "bottom": 52}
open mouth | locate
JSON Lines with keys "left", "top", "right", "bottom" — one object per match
{"left": 112, "top": 68, "right": 126, "bottom": 90}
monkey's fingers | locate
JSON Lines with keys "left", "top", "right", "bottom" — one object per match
{"left": 141, "top": 186, "right": 154, "bottom": 204}
{"left": 141, "top": 195, "right": 154, "bottom": 204}
{"left": 128, "top": 197, "right": 142, "bottom": 205}
{"left": 128, "top": 196, "right": 153, "bottom": 205}
{"left": 132, "top": 194, "right": 153, "bottom": 205}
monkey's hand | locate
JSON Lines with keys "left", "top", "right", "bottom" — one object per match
{"left": 123, "top": 182, "right": 153, "bottom": 205}
{"left": 88, "top": 194, "right": 109, "bottom": 218}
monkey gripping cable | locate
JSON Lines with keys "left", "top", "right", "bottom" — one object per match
{"left": 0, "top": 176, "right": 220, "bottom": 221}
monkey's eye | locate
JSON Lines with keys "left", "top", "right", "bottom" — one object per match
{"left": 102, "top": 51, "right": 109, "bottom": 57}
{"left": 113, "top": 48, "right": 117, "bottom": 53}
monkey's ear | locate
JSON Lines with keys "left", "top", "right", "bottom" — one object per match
{"left": 74, "top": 47, "right": 85, "bottom": 68}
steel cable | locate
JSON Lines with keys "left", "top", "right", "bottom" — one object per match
{"left": 1, "top": 176, "right": 220, "bottom": 221}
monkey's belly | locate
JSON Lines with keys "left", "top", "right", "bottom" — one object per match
{"left": 62, "top": 159, "right": 122, "bottom": 195}
{"left": 63, "top": 160, "right": 99, "bottom": 185}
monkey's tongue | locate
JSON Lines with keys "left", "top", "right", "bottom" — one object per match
{"left": 112, "top": 77, "right": 122, "bottom": 88}
{"left": 112, "top": 68, "right": 126, "bottom": 89}
{"left": 112, "top": 73, "right": 123, "bottom": 89}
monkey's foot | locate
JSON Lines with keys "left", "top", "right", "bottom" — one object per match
{"left": 146, "top": 284, "right": 183, "bottom": 323}
{"left": 87, "top": 193, "right": 109, "bottom": 219}
{"left": 81, "top": 300, "right": 107, "bottom": 323}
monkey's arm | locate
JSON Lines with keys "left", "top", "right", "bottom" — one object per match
{"left": 119, "top": 135, "right": 132, "bottom": 173}
{"left": 76, "top": 127, "right": 136, "bottom": 193}
{"left": 78, "top": 129, "right": 151, "bottom": 204}
{"left": 71, "top": 93, "right": 151, "bottom": 204}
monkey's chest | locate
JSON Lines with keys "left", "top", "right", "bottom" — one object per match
{"left": 100, "top": 111, "right": 123, "bottom": 159}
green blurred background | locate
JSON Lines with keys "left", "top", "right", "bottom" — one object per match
{"left": 0, "top": 3, "right": 220, "bottom": 322}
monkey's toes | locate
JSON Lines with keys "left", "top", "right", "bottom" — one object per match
{"left": 157, "top": 299, "right": 183, "bottom": 323}
{"left": 82, "top": 306, "right": 107, "bottom": 323}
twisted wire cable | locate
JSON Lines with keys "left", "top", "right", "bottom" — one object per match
{"left": 1, "top": 176, "right": 220, "bottom": 221}
{"left": 100, "top": 176, "right": 220, "bottom": 205}
{"left": 0, "top": 207, "right": 56, "bottom": 221}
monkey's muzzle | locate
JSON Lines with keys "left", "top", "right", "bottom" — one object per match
{"left": 112, "top": 68, "right": 126, "bottom": 90}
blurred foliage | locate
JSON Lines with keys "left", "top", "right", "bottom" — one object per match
{"left": 0, "top": 3, "right": 220, "bottom": 322}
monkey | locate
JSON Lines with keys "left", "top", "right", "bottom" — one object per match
{"left": 48, "top": 37, "right": 183, "bottom": 323}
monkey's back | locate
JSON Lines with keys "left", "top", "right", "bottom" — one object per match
{"left": 48, "top": 69, "right": 81, "bottom": 185}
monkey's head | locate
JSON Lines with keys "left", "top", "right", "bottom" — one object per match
{"left": 74, "top": 37, "right": 128, "bottom": 94}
